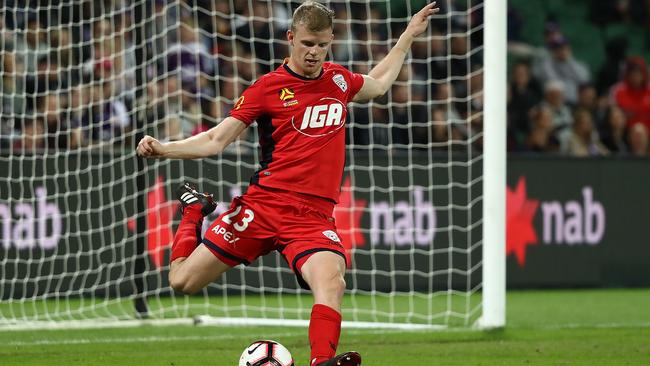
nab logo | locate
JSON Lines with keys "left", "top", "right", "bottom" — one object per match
{"left": 292, "top": 97, "right": 346, "bottom": 137}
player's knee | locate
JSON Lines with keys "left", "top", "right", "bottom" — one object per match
{"left": 332, "top": 275, "right": 346, "bottom": 298}
{"left": 315, "top": 271, "right": 346, "bottom": 298}
{"left": 169, "top": 273, "right": 199, "bottom": 295}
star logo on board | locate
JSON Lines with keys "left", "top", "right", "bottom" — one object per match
{"left": 506, "top": 176, "right": 539, "bottom": 267}
{"left": 127, "top": 176, "right": 179, "bottom": 269}
{"left": 333, "top": 176, "right": 367, "bottom": 267}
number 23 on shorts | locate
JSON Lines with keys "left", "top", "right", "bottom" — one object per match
{"left": 222, "top": 205, "right": 255, "bottom": 232}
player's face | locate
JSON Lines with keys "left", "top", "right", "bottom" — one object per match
{"left": 287, "top": 24, "right": 333, "bottom": 78}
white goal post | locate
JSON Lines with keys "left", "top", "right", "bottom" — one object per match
{"left": 480, "top": 0, "right": 506, "bottom": 329}
{"left": 0, "top": 0, "right": 505, "bottom": 330}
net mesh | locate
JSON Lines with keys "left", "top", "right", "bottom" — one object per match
{"left": 0, "top": 0, "right": 484, "bottom": 328}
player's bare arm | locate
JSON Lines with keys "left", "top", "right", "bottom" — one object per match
{"left": 353, "top": 2, "right": 439, "bottom": 102}
{"left": 136, "top": 117, "right": 247, "bottom": 159}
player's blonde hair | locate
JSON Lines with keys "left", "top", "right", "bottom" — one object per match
{"left": 291, "top": 1, "right": 335, "bottom": 33}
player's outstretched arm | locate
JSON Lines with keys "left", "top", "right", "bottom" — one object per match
{"left": 353, "top": 2, "right": 439, "bottom": 102}
{"left": 136, "top": 117, "right": 247, "bottom": 159}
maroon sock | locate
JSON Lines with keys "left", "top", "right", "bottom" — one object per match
{"left": 309, "top": 304, "right": 342, "bottom": 365}
{"left": 171, "top": 205, "right": 204, "bottom": 262}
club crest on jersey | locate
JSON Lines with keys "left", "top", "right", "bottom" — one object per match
{"left": 322, "top": 230, "right": 341, "bottom": 243}
{"left": 291, "top": 97, "right": 346, "bottom": 137}
{"left": 332, "top": 74, "right": 347, "bottom": 92}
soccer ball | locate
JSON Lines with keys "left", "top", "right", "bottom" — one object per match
{"left": 239, "top": 340, "right": 294, "bottom": 366}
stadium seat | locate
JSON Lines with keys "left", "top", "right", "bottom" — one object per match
{"left": 603, "top": 23, "right": 648, "bottom": 57}
{"left": 509, "top": 0, "right": 546, "bottom": 46}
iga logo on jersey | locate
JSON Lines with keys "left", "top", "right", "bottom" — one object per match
{"left": 292, "top": 97, "right": 347, "bottom": 137}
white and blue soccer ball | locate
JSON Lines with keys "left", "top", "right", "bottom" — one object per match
{"left": 239, "top": 340, "right": 294, "bottom": 366}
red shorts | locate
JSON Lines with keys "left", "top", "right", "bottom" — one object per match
{"left": 202, "top": 184, "right": 346, "bottom": 289}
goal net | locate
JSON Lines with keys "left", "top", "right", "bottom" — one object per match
{"left": 0, "top": 0, "right": 501, "bottom": 330}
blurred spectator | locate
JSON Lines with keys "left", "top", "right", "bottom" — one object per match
{"left": 191, "top": 95, "right": 222, "bottom": 136}
{"left": 539, "top": 80, "right": 573, "bottom": 144}
{"left": 456, "top": 64, "right": 484, "bottom": 111}
{"left": 15, "top": 115, "right": 45, "bottom": 152}
{"left": 534, "top": 36, "right": 591, "bottom": 105}
{"left": 149, "top": 0, "right": 180, "bottom": 55}
{"left": 576, "top": 84, "right": 599, "bottom": 115}
{"left": 433, "top": 83, "right": 461, "bottom": 121}
{"left": 390, "top": 84, "right": 412, "bottom": 146}
{"left": 596, "top": 37, "right": 628, "bottom": 96}
{"left": 25, "top": 52, "right": 67, "bottom": 98}
{"left": 235, "top": 1, "right": 274, "bottom": 73}
{"left": 150, "top": 69, "right": 203, "bottom": 141}
{"left": 627, "top": 123, "right": 649, "bottom": 156}
{"left": 611, "top": 56, "right": 650, "bottom": 132}
{"left": 428, "top": 107, "right": 463, "bottom": 149}
{"left": 332, "top": 7, "right": 357, "bottom": 66}
{"left": 84, "top": 18, "right": 136, "bottom": 101}
{"left": 1, "top": 43, "right": 26, "bottom": 124}
{"left": 162, "top": 113, "right": 183, "bottom": 142}
{"left": 1, "top": 0, "right": 648, "bottom": 159}
{"left": 507, "top": 7, "right": 524, "bottom": 42}
{"left": 562, "top": 109, "right": 609, "bottom": 157}
{"left": 508, "top": 60, "right": 542, "bottom": 147}
{"left": 347, "top": 105, "right": 371, "bottom": 147}
{"left": 167, "top": 16, "right": 215, "bottom": 92}
{"left": 450, "top": 34, "right": 471, "bottom": 80}
{"left": 370, "top": 105, "right": 390, "bottom": 147}
{"left": 51, "top": 27, "right": 76, "bottom": 70}
{"left": 67, "top": 83, "right": 89, "bottom": 145}
{"left": 412, "top": 29, "right": 447, "bottom": 83}
{"left": 600, "top": 105, "right": 629, "bottom": 154}
{"left": 525, "top": 106, "right": 560, "bottom": 153}
{"left": 84, "top": 78, "right": 130, "bottom": 143}
{"left": 37, "top": 92, "right": 81, "bottom": 149}
{"left": 13, "top": 14, "right": 50, "bottom": 74}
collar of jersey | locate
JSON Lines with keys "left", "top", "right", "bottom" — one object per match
{"left": 283, "top": 63, "right": 324, "bottom": 81}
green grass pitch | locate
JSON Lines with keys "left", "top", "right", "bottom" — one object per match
{"left": 1, "top": 289, "right": 649, "bottom": 365}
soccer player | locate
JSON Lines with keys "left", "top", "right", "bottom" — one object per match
{"left": 137, "top": 2, "right": 439, "bottom": 365}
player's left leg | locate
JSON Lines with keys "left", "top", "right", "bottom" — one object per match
{"left": 301, "top": 252, "right": 361, "bottom": 366}
{"left": 273, "top": 187, "right": 361, "bottom": 366}
{"left": 301, "top": 251, "right": 346, "bottom": 312}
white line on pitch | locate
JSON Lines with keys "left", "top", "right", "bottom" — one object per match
{"left": 3, "top": 332, "right": 302, "bottom": 347}
{"left": 2, "top": 329, "right": 406, "bottom": 347}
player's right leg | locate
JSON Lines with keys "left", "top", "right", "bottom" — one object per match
{"left": 170, "top": 183, "right": 276, "bottom": 294}
{"left": 169, "top": 183, "right": 230, "bottom": 294}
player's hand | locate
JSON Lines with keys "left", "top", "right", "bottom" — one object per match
{"left": 405, "top": 2, "right": 440, "bottom": 39}
{"left": 136, "top": 135, "right": 165, "bottom": 158}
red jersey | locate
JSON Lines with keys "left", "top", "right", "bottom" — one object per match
{"left": 229, "top": 62, "right": 364, "bottom": 202}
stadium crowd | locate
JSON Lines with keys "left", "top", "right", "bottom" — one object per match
{"left": 0, "top": 0, "right": 649, "bottom": 157}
